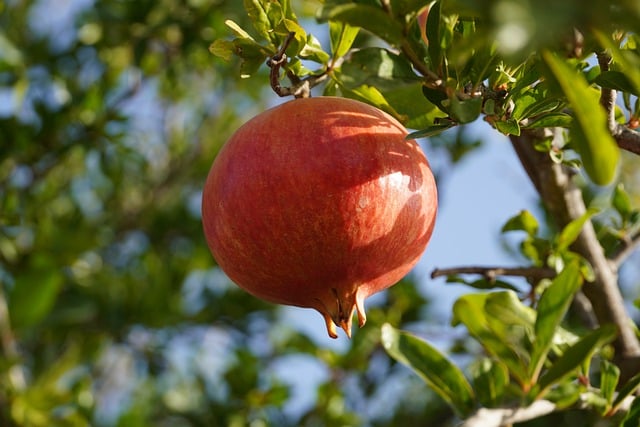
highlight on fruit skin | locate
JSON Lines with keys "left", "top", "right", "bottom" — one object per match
{"left": 201, "top": 96, "right": 438, "bottom": 338}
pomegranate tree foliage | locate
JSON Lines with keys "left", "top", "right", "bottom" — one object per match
{"left": 1, "top": 0, "right": 640, "bottom": 426}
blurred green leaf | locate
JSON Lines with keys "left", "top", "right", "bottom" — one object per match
{"left": 556, "top": 208, "right": 598, "bottom": 252}
{"left": 612, "top": 183, "right": 633, "bottom": 219}
{"left": 543, "top": 51, "right": 620, "bottom": 185}
{"left": 502, "top": 210, "right": 539, "bottom": 237}
{"left": 381, "top": 323, "right": 476, "bottom": 416}
{"left": 10, "top": 257, "right": 64, "bottom": 329}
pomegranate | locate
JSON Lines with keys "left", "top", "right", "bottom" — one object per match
{"left": 202, "top": 97, "right": 437, "bottom": 338}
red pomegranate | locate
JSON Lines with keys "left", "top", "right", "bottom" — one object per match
{"left": 202, "top": 97, "right": 437, "bottom": 338}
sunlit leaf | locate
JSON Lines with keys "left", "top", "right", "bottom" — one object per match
{"left": 329, "top": 21, "right": 359, "bottom": 59}
{"left": 381, "top": 323, "right": 476, "bottom": 416}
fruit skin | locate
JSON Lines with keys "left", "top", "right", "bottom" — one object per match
{"left": 202, "top": 96, "right": 437, "bottom": 338}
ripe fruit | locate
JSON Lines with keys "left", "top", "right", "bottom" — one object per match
{"left": 202, "top": 97, "right": 437, "bottom": 338}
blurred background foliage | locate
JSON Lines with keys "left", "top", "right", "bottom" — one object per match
{"left": 0, "top": 0, "right": 447, "bottom": 425}
{"left": 2, "top": 0, "right": 640, "bottom": 426}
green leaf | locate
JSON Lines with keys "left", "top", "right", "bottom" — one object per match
{"left": 556, "top": 208, "right": 598, "bottom": 252}
{"left": 524, "top": 112, "right": 572, "bottom": 129}
{"left": 384, "top": 83, "right": 448, "bottom": 129}
{"left": 470, "top": 358, "right": 509, "bottom": 407}
{"left": 381, "top": 323, "right": 476, "bottom": 416}
{"left": 407, "top": 122, "right": 455, "bottom": 138}
{"left": 494, "top": 118, "right": 520, "bottom": 136}
{"left": 448, "top": 96, "right": 482, "bottom": 124}
{"left": 244, "top": 0, "right": 275, "bottom": 42}
{"left": 274, "top": 19, "right": 307, "bottom": 57}
{"left": 318, "top": 3, "right": 404, "bottom": 45}
{"left": 543, "top": 51, "right": 619, "bottom": 185}
{"left": 612, "top": 371, "right": 640, "bottom": 414}
{"left": 612, "top": 183, "right": 633, "bottom": 219}
{"left": 600, "top": 360, "right": 620, "bottom": 407}
{"left": 452, "top": 293, "right": 529, "bottom": 385}
{"left": 340, "top": 84, "right": 403, "bottom": 120}
{"left": 224, "top": 19, "right": 255, "bottom": 40}
{"left": 501, "top": 210, "right": 539, "bottom": 237}
{"left": 515, "top": 97, "right": 563, "bottom": 122}
{"left": 595, "top": 32, "right": 640, "bottom": 97}
{"left": 426, "top": 1, "right": 443, "bottom": 70}
{"left": 621, "top": 397, "right": 640, "bottom": 427}
{"left": 233, "top": 38, "right": 271, "bottom": 78}
{"left": 209, "top": 39, "right": 236, "bottom": 61}
{"left": 340, "top": 47, "right": 421, "bottom": 91}
{"left": 530, "top": 262, "right": 583, "bottom": 382}
{"left": 595, "top": 71, "right": 640, "bottom": 96}
{"left": 299, "top": 34, "right": 331, "bottom": 64}
{"left": 329, "top": 21, "right": 360, "bottom": 59}
{"left": 537, "top": 324, "right": 617, "bottom": 394}
{"left": 10, "top": 256, "right": 64, "bottom": 329}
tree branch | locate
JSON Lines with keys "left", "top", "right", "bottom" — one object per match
{"left": 431, "top": 265, "right": 556, "bottom": 281}
{"left": 510, "top": 129, "right": 640, "bottom": 377}
{"left": 613, "top": 124, "right": 640, "bottom": 156}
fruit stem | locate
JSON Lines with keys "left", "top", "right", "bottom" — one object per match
{"left": 266, "top": 32, "right": 330, "bottom": 99}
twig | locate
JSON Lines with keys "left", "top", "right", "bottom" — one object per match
{"left": 431, "top": 265, "right": 556, "bottom": 281}
{"left": 266, "top": 32, "right": 330, "bottom": 99}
